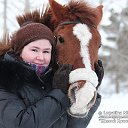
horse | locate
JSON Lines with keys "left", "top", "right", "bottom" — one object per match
{"left": 44, "top": 0, "right": 103, "bottom": 117}
{"left": 15, "top": 0, "right": 103, "bottom": 117}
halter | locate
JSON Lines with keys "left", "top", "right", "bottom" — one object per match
{"left": 58, "top": 20, "right": 96, "bottom": 28}
{"left": 58, "top": 21, "right": 81, "bottom": 26}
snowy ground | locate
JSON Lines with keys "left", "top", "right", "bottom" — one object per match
{"left": 87, "top": 77, "right": 128, "bottom": 128}
{"left": 87, "top": 93, "right": 128, "bottom": 128}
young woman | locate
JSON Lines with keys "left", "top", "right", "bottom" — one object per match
{"left": 0, "top": 22, "right": 104, "bottom": 128}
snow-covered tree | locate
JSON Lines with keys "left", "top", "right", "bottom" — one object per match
{"left": 101, "top": 4, "right": 128, "bottom": 93}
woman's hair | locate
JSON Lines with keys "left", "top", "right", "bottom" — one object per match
{"left": 0, "top": 33, "right": 12, "bottom": 60}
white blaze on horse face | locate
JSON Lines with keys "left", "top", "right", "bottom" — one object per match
{"left": 73, "top": 23, "right": 92, "bottom": 70}
{"left": 69, "top": 24, "right": 98, "bottom": 116}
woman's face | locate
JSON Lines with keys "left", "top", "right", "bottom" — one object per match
{"left": 20, "top": 39, "right": 52, "bottom": 67}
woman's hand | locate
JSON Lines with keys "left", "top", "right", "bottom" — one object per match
{"left": 94, "top": 60, "right": 104, "bottom": 89}
{"left": 52, "top": 64, "right": 73, "bottom": 93}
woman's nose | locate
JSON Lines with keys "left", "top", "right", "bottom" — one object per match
{"left": 36, "top": 53, "right": 44, "bottom": 61}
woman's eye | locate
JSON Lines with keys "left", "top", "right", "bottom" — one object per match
{"left": 43, "top": 51, "right": 51, "bottom": 53}
{"left": 31, "top": 49, "right": 38, "bottom": 52}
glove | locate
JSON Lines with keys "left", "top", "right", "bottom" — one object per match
{"left": 52, "top": 64, "right": 73, "bottom": 94}
{"left": 94, "top": 60, "right": 104, "bottom": 89}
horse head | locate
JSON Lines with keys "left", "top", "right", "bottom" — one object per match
{"left": 48, "top": 0, "right": 103, "bottom": 116}
{"left": 49, "top": 0, "right": 103, "bottom": 69}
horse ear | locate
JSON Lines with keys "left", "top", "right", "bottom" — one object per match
{"left": 49, "top": 0, "right": 65, "bottom": 21}
{"left": 95, "top": 5, "right": 103, "bottom": 26}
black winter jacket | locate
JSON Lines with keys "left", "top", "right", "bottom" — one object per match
{"left": 0, "top": 53, "right": 101, "bottom": 128}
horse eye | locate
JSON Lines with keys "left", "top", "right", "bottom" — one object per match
{"left": 58, "top": 36, "right": 64, "bottom": 43}
{"left": 99, "top": 43, "right": 102, "bottom": 48}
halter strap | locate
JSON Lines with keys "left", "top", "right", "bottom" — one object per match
{"left": 59, "top": 20, "right": 96, "bottom": 28}
{"left": 59, "top": 21, "right": 81, "bottom": 26}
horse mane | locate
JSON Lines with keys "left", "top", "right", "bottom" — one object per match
{"left": 67, "top": 1, "right": 102, "bottom": 27}
{"left": 14, "top": 0, "right": 103, "bottom": 32}
{"left": 48, "top": 0, "right": 103, "bottom": 29}
{"left": 16, "top": 6, "right": 54, "bottom": 31}
{"left": 42, "top": 7, "right": 55, "bottom": 31}
{"left": 16, "top": 9, "right": 44, "bottom": 27}
{"left": 0, "top": 33, "right": 11, "bottom": 59}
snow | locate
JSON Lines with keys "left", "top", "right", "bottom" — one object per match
{"left": 87, "top": 76, "right": 128, "bottom": 128}
{"left": 87, "top": 93, "right": 128, "bottom": 128}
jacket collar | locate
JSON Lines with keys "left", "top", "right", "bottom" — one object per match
{"left": 0, "top": 52, "right": 45, "bottom": 92}
{"left": 4, "top": 51, "right": 53, "bottom": 76}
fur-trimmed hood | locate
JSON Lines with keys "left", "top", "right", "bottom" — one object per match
{"left": 0, "top": 59, "right": 44, "bottom": 92}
